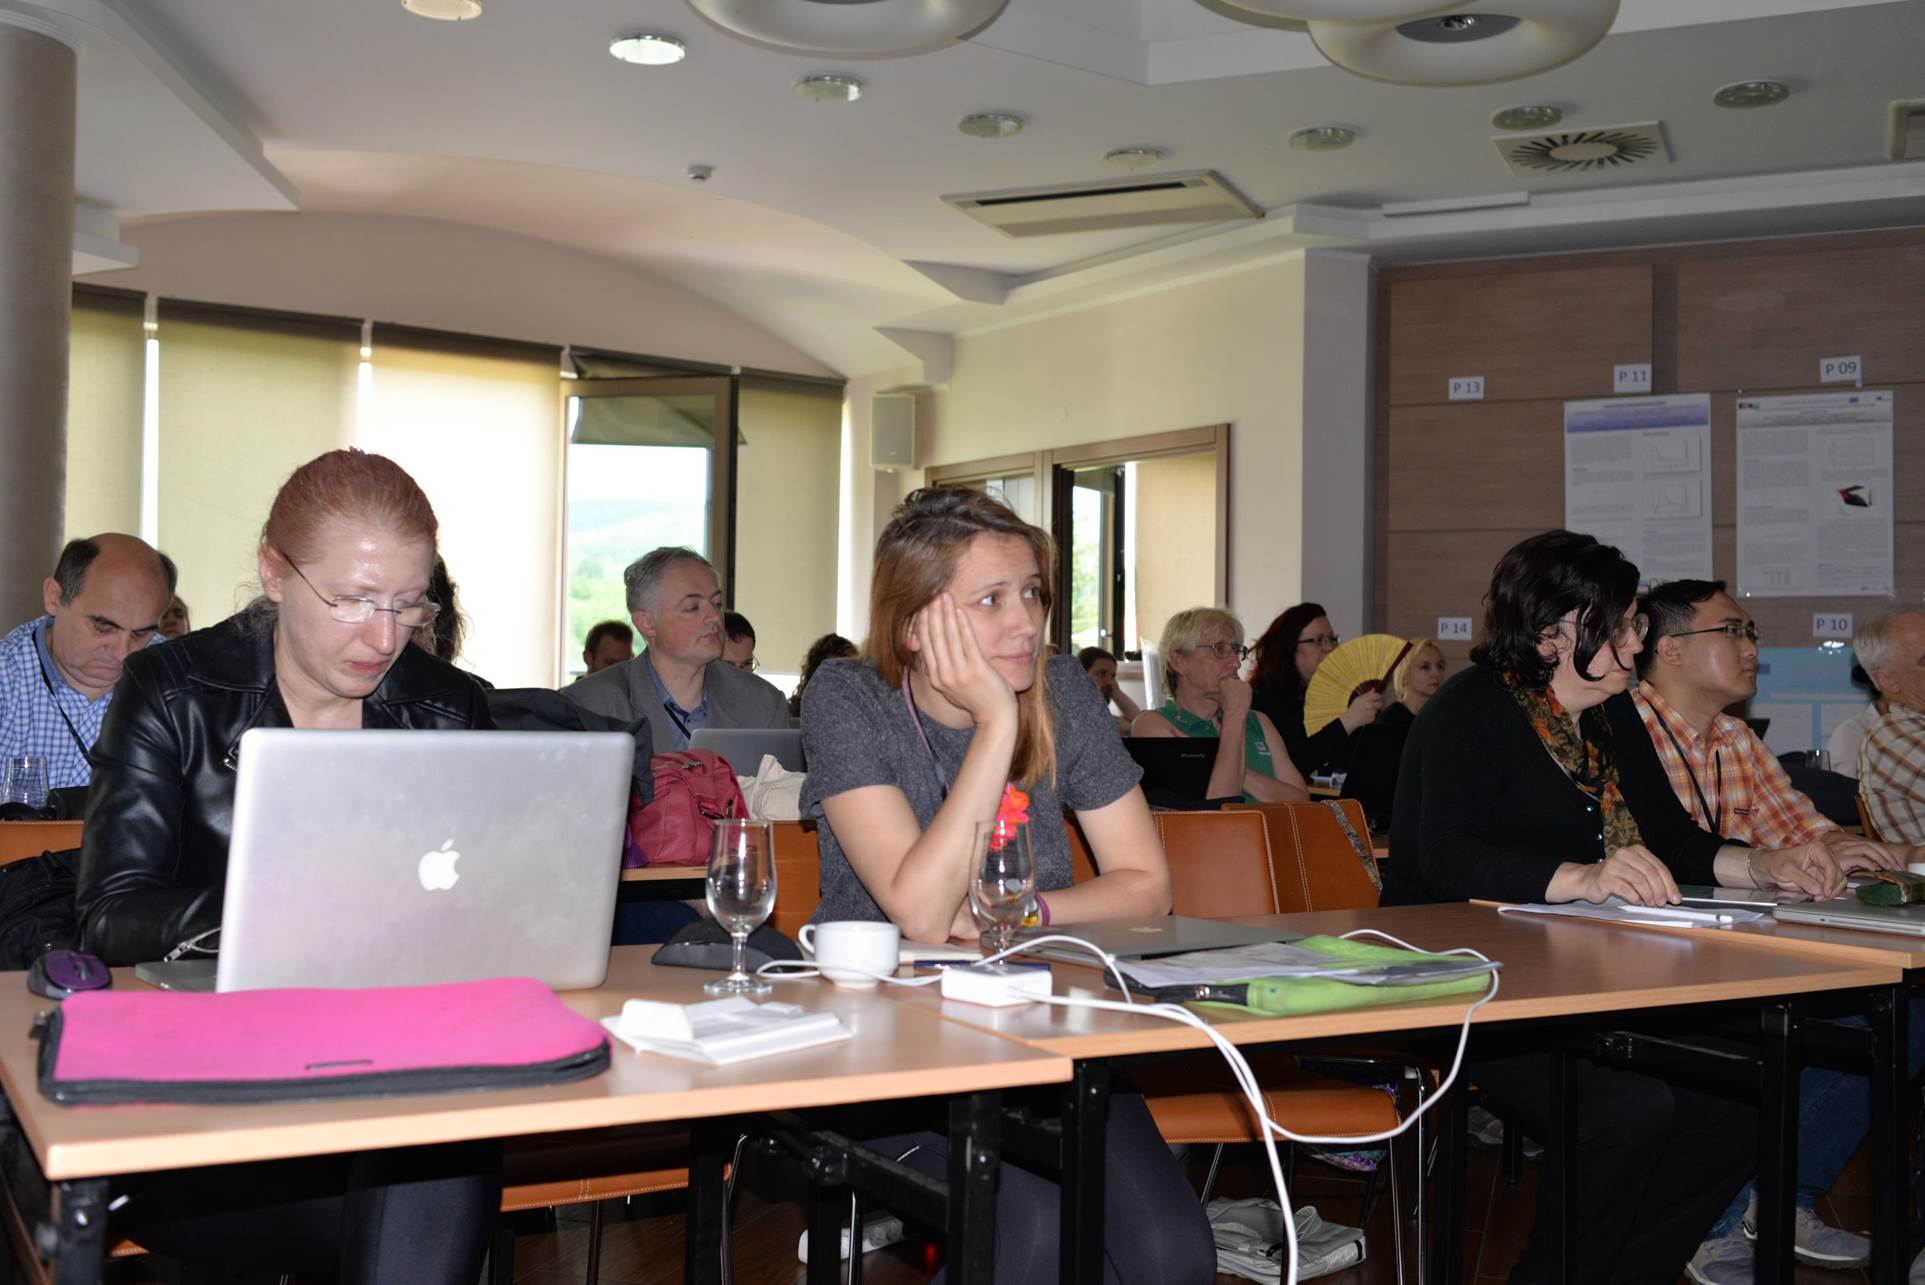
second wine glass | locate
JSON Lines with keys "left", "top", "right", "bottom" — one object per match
{"left": 970, "top": 817, "right": 1035, "bottom": 957}
{"left": 705, "top": 819, "right": 776, "bottom": 996}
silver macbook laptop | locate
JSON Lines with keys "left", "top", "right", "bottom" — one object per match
{"left": 1014, "top": 916, "right": 1302, "bottom": 964}
{"left": 1772, "top": 899, "right": 1925, "bottom": 938}
{"left": 142, "top": 729, "right": 631, "bottom": 992}
{"left": 689, "top": 727, "right": 805, "bottom": 773}
{"left": 1677, "top": 884, "right": 1810, "bottom": 911}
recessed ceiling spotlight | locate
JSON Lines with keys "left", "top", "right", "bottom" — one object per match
{"left": 1492, "top": 104, "right": 1563, "bottom": 131}
{"left": 795, "top": 74, "right": 863, "bottom": 103}
{"left": 609, "top": 33, "right": 687, "bottom": 65}
{"left": 1396, "top": 13, "right": 1520, "bottom": 42}
{"left": 1713, "top": 80, "right": 1791, "bottom": 109}
{"left": 1289, "top": 125, "right": 1357, "bottom": 152}
{"left": 1103, "top": 147, "right": 1166, "bottom": 171}
{"left": 959, "top": 112, "right": 1025, "bottom": 139}
{"left": 402, "top": 0, "right": 482, "bottom": 19}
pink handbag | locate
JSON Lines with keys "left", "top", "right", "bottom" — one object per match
{"left": 36, "top": 976, "right": 609, "bottom": 1105}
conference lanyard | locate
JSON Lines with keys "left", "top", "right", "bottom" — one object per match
{"left": 34, "top": 629, "right": 94, "bottom": 763}
{"left": 903, "top": 679, "right": 952, "bottom": 801}
{"left": 1652, "top": 707, "right": 1724, "bottom": 835}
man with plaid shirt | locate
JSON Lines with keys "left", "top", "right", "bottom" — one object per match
{"left": 1856, "top": 610, "right": 1925, "bottom": 844}
{"left": 0, "top": 535, "right": 173, "bottom": 791}
{"left": 1634, "top": 580, "right": 1914, "bottom": 1285}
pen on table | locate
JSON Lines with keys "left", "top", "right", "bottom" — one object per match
{"left": 1617, "top": 904, "right": 1735, "bottom": 925}
{"left": 909, "top": 959, "right": 1050, "bottom": 971}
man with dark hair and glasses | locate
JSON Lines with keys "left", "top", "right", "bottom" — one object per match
{"left": 0, "top": 534, "right": 174, "bottom": 789}
{"left": 1633, "top": 578, "right": 1916, "bottom": 1285}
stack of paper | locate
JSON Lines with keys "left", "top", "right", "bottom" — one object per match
{"left": 603, "top": 996, "right": 852, "bottom": 1065}
{"left": 1117, "top": 942, "right": 1497, "bottom": 990}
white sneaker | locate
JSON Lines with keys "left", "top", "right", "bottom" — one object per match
{"left": 1206, "top": 1198, "right": 1365, "bottom": 1283}
{"left": 1740, "top": 1199, "right": 1871, "bottom": 1267}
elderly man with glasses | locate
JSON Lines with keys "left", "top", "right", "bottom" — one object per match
{"left": 1632, "top": 578, "right": 1914, "bottom": 1285}
{"left": 1856, "top": 610, "right": 1925, "bottom": 845}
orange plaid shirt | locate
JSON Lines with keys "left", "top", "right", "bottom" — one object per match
{"left": 1860, "top": 703, "right": 1925, "bottom": 844}
{"left": 1630, "top": 682, "right": 1835, "bottom": 848}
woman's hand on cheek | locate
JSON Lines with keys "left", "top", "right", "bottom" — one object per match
{"left": 921, "top": 594, "right": 1017, "bottom": 730}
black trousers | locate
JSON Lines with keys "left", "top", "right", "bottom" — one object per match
{"left": 112, "top": 1140, "right": 501, "bottom": 1284}
{"left": 867, "top": 1091, "right": 1216, "bottom": 1285}
{"left": 1472, "top": 1050, "right": 1756, "bottom": 1285}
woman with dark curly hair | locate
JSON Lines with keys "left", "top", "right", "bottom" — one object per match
{"left": 1249, "top": 602, "right": 1380, "bottom": 778}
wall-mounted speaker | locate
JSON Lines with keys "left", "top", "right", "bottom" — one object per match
{"left": 871, "top": 394, "right": 915, "bottom": 471}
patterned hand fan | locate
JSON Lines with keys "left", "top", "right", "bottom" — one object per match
{"left": 1303, "top": 634, "right": 1412, "bottom": 736}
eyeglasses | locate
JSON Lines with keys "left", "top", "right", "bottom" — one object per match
{"left": 735, "top": 658, "right": 761, "bottom": 673}
{"left": 1189, "top": 641, "right": 1251, "bottom": 662}
{"left": 1670, "top": 621, "right": 1761, "bottom": 645}
{"left": 1297, "top": 633, "right": 1340, "bottom": 649}
{"left": 1617, "top": 613, "right": 1651, "bottom": 644}
{"left": 284, "top": 558, "right": 439, "bottom": 629}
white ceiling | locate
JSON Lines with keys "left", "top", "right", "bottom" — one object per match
{"left": 25, "top": 0, "right": 1925, "bottom": 374}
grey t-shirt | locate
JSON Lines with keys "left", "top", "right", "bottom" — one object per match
{"left": 800, "top": 654, "right": 1143, "bottom": 925}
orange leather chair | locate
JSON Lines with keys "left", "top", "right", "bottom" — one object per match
{"left": 1226, "top": 799, "right": 1381, "bottom": 912}
{"left": 1150, "top": 810, "right": 1279, "bottom": 918}
{"left": 0, "top": 820, "right": 82, "bottom": 866}
{"left": 769, "top": 819, "right": 821, "bottom": 939}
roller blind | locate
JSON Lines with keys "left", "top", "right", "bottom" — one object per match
{"left": 155, "top": 304, "right": 358, "bottom": 625}
{"left": 733, "top": 379, "right": 843, "bottom": 685}
{"left": 361, "top": 333, "right": 562, "bottom": 687}
{"left": 63, "top": 289, "right": 146, "bottom": 540}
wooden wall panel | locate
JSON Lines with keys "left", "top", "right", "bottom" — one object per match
{"left": 1386, "top": 266, "right": 1652, "bottom": 406}
{"left": 1677, "top": 245, "right": 1925, "bottom": 392}
{"left": 1387, "top": 402, "right": 1564, "bottom": 532}
{"left": 1381, "top": 528, "right": 1542, "bottom": 661}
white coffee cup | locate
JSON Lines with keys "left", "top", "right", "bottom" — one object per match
{"left": 1907, "top": 863, "right": 1925, "bottom": 879}
{"left": 797, "top": 921, "right": 900, "bottom": 989}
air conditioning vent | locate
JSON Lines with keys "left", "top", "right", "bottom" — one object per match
{"left": 1889, "top": 99, "right": 1925, "bottom": 160}
{"left": 1493, "top": 122, "right": 1670, "bottom": 178}
{"left": 943, "top": 170, "right": 1262, "bottom": 238}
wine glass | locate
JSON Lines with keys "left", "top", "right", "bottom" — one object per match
{"left": 971, "top": 818, "right": 1035, "bottom": 958}
{"left": 705, "top": 819, "right": 776, "bottom": 996}
{"left": 2, "top": 755, "right": 50, "bottom": 810}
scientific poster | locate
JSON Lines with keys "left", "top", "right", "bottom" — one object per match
{"left": 1563, "top": 394, "right": 1713, "bottom": 585}
{"left": 1735, "top": 391, "right": 1893, "bottom": 597}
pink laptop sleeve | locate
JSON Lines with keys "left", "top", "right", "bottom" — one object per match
{"left": 36, "top": 976, "right": 609, "bottom": 1105}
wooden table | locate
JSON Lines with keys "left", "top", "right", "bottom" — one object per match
{"left": 620, "top": 865, "right": 705, "bottom": 883}
{"left": 884, "top": 903, "right": 1903, "bottom": 1285}
{"left": 0, "top": 947, "right": 1069, "bottom": 1285}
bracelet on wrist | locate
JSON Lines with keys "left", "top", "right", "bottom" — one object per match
{"left": 1745, "top": 850, "right": 1765, "bottom": 890}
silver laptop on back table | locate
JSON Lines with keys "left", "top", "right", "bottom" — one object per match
{"left": 1772, "top": 899, "right": 1925, "bottom": 938}
{"left": 689, "top": 727, "right": 805, "bottom": 773}
{"left": 142, "top": 729, "right": 632, "bottom": 992}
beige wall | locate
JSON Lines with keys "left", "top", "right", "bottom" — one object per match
{"left": 1131, "top": 451, "right": 1219, "bottom": 652}
{"left": 81, "top": 212, "right": 837, "bottom": 378}
{"left": 735, "top": 384, "right": 843, "bottom": 682}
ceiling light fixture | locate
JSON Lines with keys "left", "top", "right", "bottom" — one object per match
{"left": 959, "top": 112, "right": 1025, "bottom": 139}
{"left": 1492, "top": 104, "right": 1563, "bottom": 131}
{"left": 402, "top": 0, "right": 482, "bottom": 19}
{"left": 685, "top": 0, "right": 1010, "bottom": 57}
{"left": 1289, "top": 125, "right": 1357, "bottom": 152}
{"left": 1205, "top": 1, "right": 1463, "bottom": 19}
{"left": 609, "top": 32, "right": 688, "bottom": 65}
{"left": 1713, "top": 80, "right": 1790, "bottom": 109}
{"left": 1309, "top": 0, "right": 1621, "bottom": 87}
{"left": 1103, "top": 147, "right": 1167, "bottom": 171}
{"left": 795, "top": 74, "right": 863, "bottom": 103}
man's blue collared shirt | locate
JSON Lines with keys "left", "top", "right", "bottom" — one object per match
{"left": 0, "top": 616, "right": 114, "bottom": 788}
{"left": 645, "top": 652, "right": 709, "bottom": 751}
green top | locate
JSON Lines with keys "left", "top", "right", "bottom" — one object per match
{"left": 1155, "top": 698, "right": 1275, "bottom": 803}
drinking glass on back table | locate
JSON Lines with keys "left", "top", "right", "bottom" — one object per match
{"left": 2, "top": 755, "right": 50, "bottom": 811}
{"left": 706, "top": 819, "right": 776, "bottom": 996}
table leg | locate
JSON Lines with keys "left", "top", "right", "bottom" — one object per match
{"left": 683, "top": 1117, "right": 733, "bottom": 1285}
{"left": 947, "top": 1092, "right": 1002, "bottom": 1285}
{"left": 48, "top": 1178, "right": 108, "bottom": 1285}
{"left": 1869, "top": 984, "right": 1908, "bottom": 1285}
{"left": 1549, "top": 1049, "right": 1576, "bottom": 1285}
{"left": 807, "top": 1177, "right": 847, "bottom": 1285}
{"left": 1060, "top": 1059, "right": 1110, "bottom": 1285}
{"left": 1755, "top": 1003, "right": 1799, "bottom": 1285}
{"left": 1428, "top": 1079, "right": 1467, "bottom": 1285}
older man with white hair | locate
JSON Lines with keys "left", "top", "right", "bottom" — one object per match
{"left": 1854, "top": 610, "right": 1925, "bottom": 844}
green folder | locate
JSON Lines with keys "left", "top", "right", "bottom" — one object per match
{"left": 1189, "top": 934, "right": 1494, "bottom": 1017}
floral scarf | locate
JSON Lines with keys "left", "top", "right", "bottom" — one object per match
{"left": 1506, "top": 677, "right": 1644, "bottom": 854}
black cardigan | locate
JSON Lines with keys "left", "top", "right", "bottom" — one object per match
{"left": 1380, "top": 664, "right": 1727, "bottom": 907}
{"left": 1252, "top": 687, "right": 1355, "bottom": 778}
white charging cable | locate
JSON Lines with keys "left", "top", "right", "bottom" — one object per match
{"left": 758, "top": 927, "right": 1499, "bottom": 1285}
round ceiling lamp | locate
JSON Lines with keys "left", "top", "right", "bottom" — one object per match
{"left": 960, "top": 112, "right": 1024, "bottom": 138}
{"left": 1104, "top": 147, "right": 1167, "bottom": 171}
{"left": 402, "top": 0, "right": 482, "bottom": 19}
{"left": 1205, "top": 0, "right": 1459, "bottom": 20}
{"left": 1713, "top": 80, "right": 1791, "bottom": 109}
{"left": 610, "top": 33, "right": 688, "bottom": 65}
{"left": 1492, "top": 103, "right": 1564, "bottom": 130}
{"left": 795, "top": 74, "right": 863, "bottom": 103}
{"left": 684, "top": 0, "right": 1010, "bottom": 56}
{"left": 1309, "top": 0, "right": 1620, "bottom": 87}
{"left": 1289, "top": 125, "right": 1357, "bottom": 151}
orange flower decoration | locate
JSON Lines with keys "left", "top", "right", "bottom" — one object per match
{"left": 988, "top": 783, "right": 1031, "bottom": 851}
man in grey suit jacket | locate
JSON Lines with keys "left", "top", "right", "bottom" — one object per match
{"left": 563, "top": 547, "right": 789, "bottom": 754}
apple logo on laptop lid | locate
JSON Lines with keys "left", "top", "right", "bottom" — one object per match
{"left": 417, "top": 839, "right": 462, "bottom": 891}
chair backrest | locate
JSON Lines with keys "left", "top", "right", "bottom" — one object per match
{"left": 1150, "top": 810, "right": 1279, "bottom": 918}
{"left": 770, "top": 820, "right": 821, "bottom": 939}
{"left": 1857, "top": 795, "right": 1886, "bottom": 843}
{"left": 0, "top": 821, "right": 83, "bottom": 868}
{"left": 1227, "top": 799, "right": 1381, "bottom": 912}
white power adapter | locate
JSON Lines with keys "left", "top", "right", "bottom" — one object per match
{"left": 939, "top": 963, "right": 1052, "bottom": 1007}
